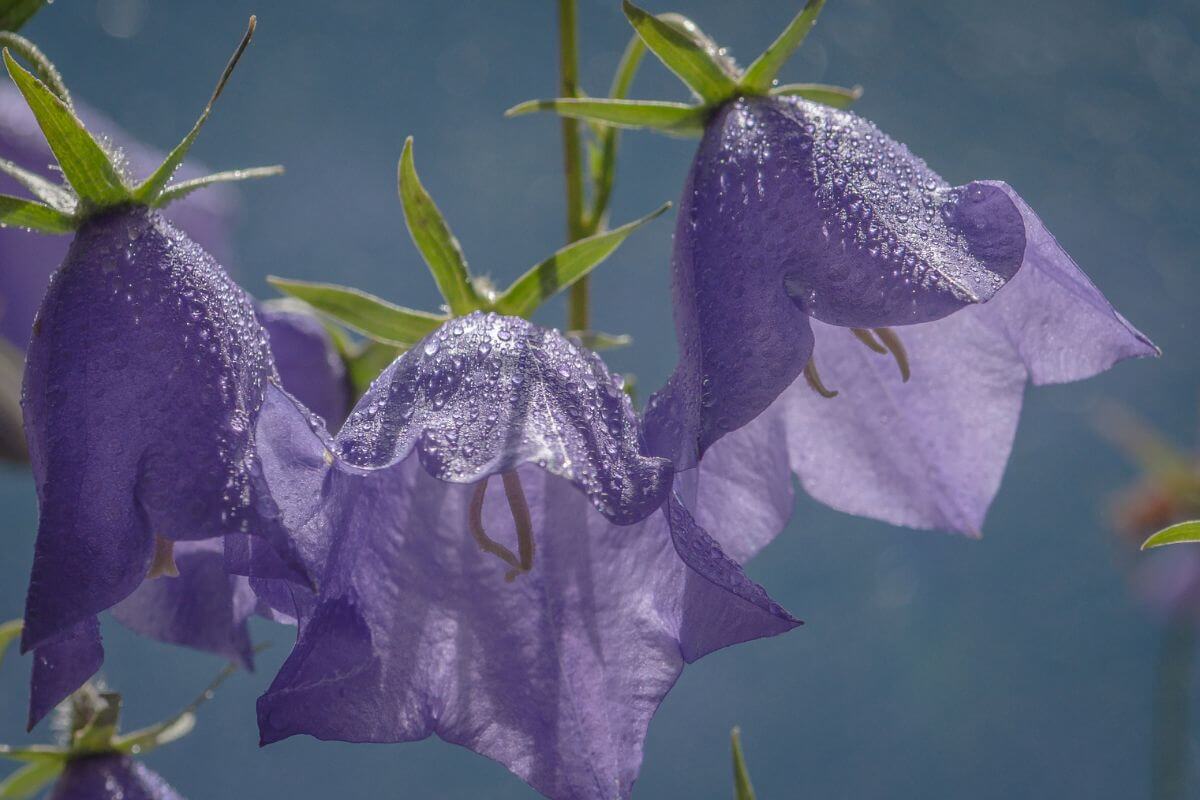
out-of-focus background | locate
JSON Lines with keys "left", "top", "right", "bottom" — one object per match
{"left": 1, "top": 0, "right": 1197, "bottom": 797}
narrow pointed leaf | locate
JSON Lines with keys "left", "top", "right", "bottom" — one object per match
{"left": 0, "top": 1, "right": 46, "bottom": 32}
{"left": 3, "top": 51, "right": 127, "bottom": 207}
{"left": 741, "top": 0, "right": 826, "bottom": 93}
{"left": 495, "top": 203, "right": 670, "bottom": 318}
{"left": 770, "top": 82, "right": 863, "bottom": 109}
{"left": 0, "top": 759, "right": 62, "bottom": 799}
{"left": 1142, "top": 521, "right": 1200, "bottom": 550}
{"left": 398, "top": 137, "right": 480, "bottom": 315}
{"left": 507, "top": 98, "right": 708, "bottom": 137}
{"left": 0, "top": 158, "right": 72, "bottom": 209}
{"left": 731, "top": 728, "right": 757, "bottom": 800}
{"left": 586, "top": 34, "right": 648, "bottom": 231}
{"left": 622, "top": 1, "right": 737, "bottom": 104}
{"left": 0, "top": 194, "right": 74, "bottom": 233}
{"left": 0, "top": 746, "right": 67, "bottom": 765}
{"left": 151, "top": 165, "right": 283, "bottom": 207}
{"left": 569, "top": 330, "right": 632, "bottom": 351}
{"left": 269, "top": 277, "right": 446, "bottom": 348}
{"left": 133, "top": 17, "right": 256, "bottom": 205}
{"left": 0, "top": 619, "right": 20, "bottom": 669}
{"left": 112, "top": 712, "right": 196, "bottom": 756}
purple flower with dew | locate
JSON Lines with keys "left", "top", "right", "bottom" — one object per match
{"left": 257, "top": 298, "right": 351, "bottom": 429}
{"left": 0, "top": 24, "right": 309, "bottom": 727}
{"left": 256, "top": 312, "right": 799, "bottom": 800}
{"left": 0, "top": 82, "right": 234, "bottom": 461}
{"left": 45, "top": 755, "right": 185, "bottom": 800}
{"left": 514, "top": 2, "right": 1157, "bottom": 535}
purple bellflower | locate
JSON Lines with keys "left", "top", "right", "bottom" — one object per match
{"left": 46, "top": 755, "right": 185, "bottom": 800}
{"left": 0, "top": 82, "right": 234, "bottom": 461}
{"left": 0, "top": 26, "right": 310, "bottom": 727}
{"left": 515, "top": 2, "right": 1157, "bottom": 535}
{"left": 255, "top": 312, "right": 799, "bottom": 800}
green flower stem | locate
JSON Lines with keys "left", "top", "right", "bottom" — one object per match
{"left": 1152, "top": 613, "right": 1195, "bottom": 800}
{"left": 557, "top": 0, "right": 588, "bottom": 332}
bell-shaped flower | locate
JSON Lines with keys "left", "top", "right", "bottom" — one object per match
{"left": 512, "top": 2, "right": 1157, "bottom": 534}
{"left": 256, "top": 312, "right": 799, "bottom": 800}
{"left": 0, "top": 24, "right": 312, "bottom": 727}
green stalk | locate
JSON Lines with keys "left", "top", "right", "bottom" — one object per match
{"left": 558, "top": 0, "right": 588, "bottom": 331}
{"left": 1152, "top": 613, "right": 1195, "bottom": 800}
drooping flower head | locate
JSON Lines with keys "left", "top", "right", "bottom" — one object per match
{"left": 256, "top": 313, "right": 799, "bottom": 800}
{"left": 256, "top": 144, "right": 797, "bottom": 800}
{"left": 512, "top": 1, "right": 1157, "bottom": 535}
{"left": 0, "top": 24, "right": 309, "bottom": 727}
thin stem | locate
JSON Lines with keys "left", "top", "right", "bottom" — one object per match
{"left": 1152, "top": 614, "right": 1195, "bottom": 800}
{"left": 558, "top": 0, "right": 588, "bottom": 331}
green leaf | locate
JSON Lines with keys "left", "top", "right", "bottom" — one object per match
{"left": 494, "top": 203, "right": 670, "bottom": 318}
{"left": 0, "top": 0, "right": 45, "bottom": 33}
{"left": 1142, "top": 521, "right": 1200, "bottom": 550}
{"left": 622, "top": 1, "right": 737, "bottom": 105}
{"left": 133, "top": 17, "right": 257, "bottom": 206}
{"left": 731, "top": 727, "right": 757, "bottom": 800}
{"left": 568, "top": 330, "right": 632, "bottom": 351}
{"left": 507, "top": 98, "right": 707, "bottom": 137}
{"left": 397, "top": 137, "right": 481, "bottom": 315}
{"left": 0, "top": 758, "right": 62, "bottom": 799}
{"left": 0, "top": 157, "right": 72, "bottom": 209}
{"left": 0, "top": 193, "right": 73, "bottom": 233}
{"left": 150, "top": 166, "right": 283, "bottom": 207}
{"left": 3, "top": 50, "right": 127, "bottom": 208}
{"left": 770, "top": 82, "right": 863, "bottom": 109}
{"left": 269, "top": 277, "right": 446, "bottom": 348}
{"left": 0, "top": 619, "right": 20, "bottom": 670}
{"left": 0, "top": 746, "right": 67, "bottom": 765}
{"left": 740, "top": 0, "right": 826, "bottom": 94}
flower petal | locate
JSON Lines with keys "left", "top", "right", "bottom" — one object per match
{"left": 258, "top": 461, "right": 796, "bottom": 800}
{"left": 338, "top": 312, "right": 671, "bottom": 524}
{"left": 46, "top": 755, "right": 185, "bottom": 800}
{"left": 258, "top": 299, "right": 351, "bottom": 430}
{"left": 21, "top": 208, "right": 302, "bottom": 653}
{"left": 644, "top": 95, "right": 1027, "bottom": 467}
{"left": 28, "top": 617, "right": 102, "bottom": 731}
{"left": 112, "top": 538, "right": 256, "bottom": 669}
{"left": 707, "top": 193, "right": 1157, "bottom": 536}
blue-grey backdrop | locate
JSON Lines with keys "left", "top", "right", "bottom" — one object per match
{"left": 1, "top": 1, "right": 1197, "bottom": 797}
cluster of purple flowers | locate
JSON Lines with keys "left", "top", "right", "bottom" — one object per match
{"left": 0, "top": 4, "right": 1157, "bottom": 799}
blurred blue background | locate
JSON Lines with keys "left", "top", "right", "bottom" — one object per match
{"left": 1, "top": 0, "right": 1198, "bottom": 797}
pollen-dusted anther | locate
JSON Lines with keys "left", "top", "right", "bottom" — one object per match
{"left": 873, "top": 327, "right": 911, "bottom": 382}
{"left": 850, "top": 327, "right": 887, "bottom": 354}
{"left": 803, "top": 358, "right": 838, "bottom": 399}
{"left": 467, "top": 471, "right": 537, "bottom": 581}
{"left": 146, "top": 534, "right": 179, "bottom": 580}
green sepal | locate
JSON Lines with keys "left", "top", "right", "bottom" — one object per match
{"left": 0, "top": 193, "right": 72, "bottom": 233}
{"left": 0, "top": 619, "right": 21, "bottom": 669}
{"left": 0, "top": 746, "right": 67, "bottom": 765}
{"left": 133, "top": 17, "right": 258, "bottom": 207}
{"left": 0, "top": 758, "right": 62, "bottom": 799}
{"left": 771, "top": 82, "right": 862, "bottom": 109}
{"left": 622, "top": 1, "right": 737, "bottom": 105}
{"left": 0, "top": 0, "right": 46, "bottom": 33}
{"left": 569, "top": 330, "right": 632, "bottom": 351}
{"left": 731, "top": 727, "right": 757, "bottom": 800}
{"left": 70, "top": 692, "right": 121, "bottom": 753}
{"left": 0, "top": 157, "right": 72, "bottom": 209}
{"left": 1142, "top": 521, "right": 1200, "bottom": 550}
{"left": 150, "top": 166, "right": 284, "bottom": 208}
{"left": 268, "top": 277, "right": 446, "bottom": 348}
{"left": 4, "top": 50, "right": 128, "bottom": 209}
{"left": 494, "top": 202, "right": 670, "bottom": 318}
{"left": 398, "top": 137, "right": 482, "bottom": 316}
{"left": 740, "top": 0, "right": 826, "bottom": 94}
{"left": 507, "top": 98, "right": 707, "bottom": 137}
